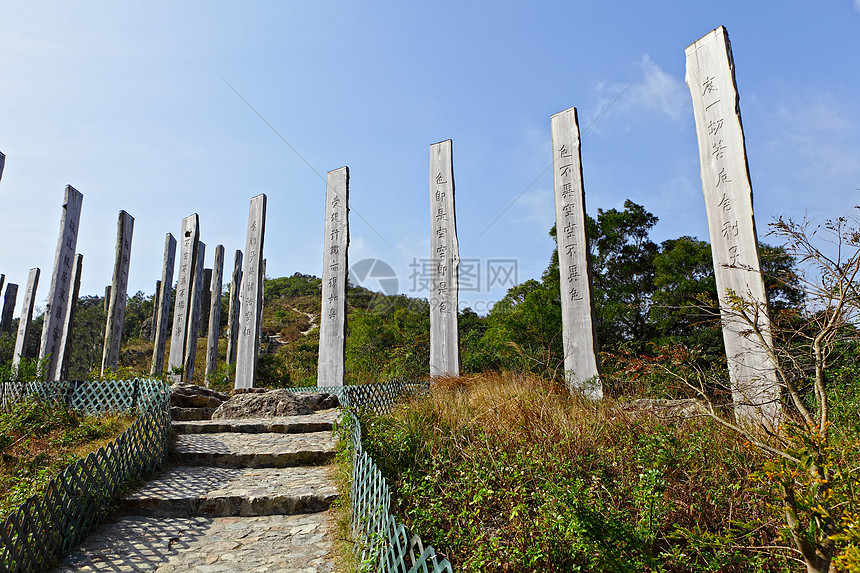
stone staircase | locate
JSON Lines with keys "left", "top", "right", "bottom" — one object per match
{"left": 56, "top": 409, "right": 341, "bottom": 572}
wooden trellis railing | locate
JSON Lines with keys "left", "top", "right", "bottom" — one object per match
{"left": 287, "top": 381, "right": 452, "bottom": 573}
{"left": 0, "top": 379, "right": 171, "bottom": 572}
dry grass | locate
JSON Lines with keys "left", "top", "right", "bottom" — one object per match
{"left": 361, "top": 371, "right": 791, "bottom": 572}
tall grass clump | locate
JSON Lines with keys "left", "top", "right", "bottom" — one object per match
{"left": 361, "top": 372, "right": 793, "bottom": 572}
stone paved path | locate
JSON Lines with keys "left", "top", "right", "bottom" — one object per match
{"left": 57, "top": 410, "right": 341, "bottom": 572}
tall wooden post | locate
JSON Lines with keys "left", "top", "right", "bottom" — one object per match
{"left": 429, "top": 141, "right": 460, "bottom": 377}
{"left": 151, "top": 234, "right": 177, "bottom": 376}
{"left": 168, "top": 215, "right": 200, "bottom": 378}
{"left": 0, "top": 283, "right": 18, "bottom": 335}
{"left": 317, "top": 167, "right": 349, "bottom": 387}
{"left": 102, "top": 210, "right": 134, "bottom": 376}
{"left": 226, "top": 250, "right": 243, "bottom": 366}
{"left": 150, "top": 280, "right": 161, "bottom": 341}
{"left": 205, "top": 245, "right": 225, "bottom": 387}
{"left": 184, "top": 243, "right": 206, "bottom": 382}
{"left": 39, "top": 186, "right": 83, "bottom": 381}
{"left": 686, "top": 26, "right": 780, "bottom": 425}
{"left": 12, "top": 268, "right": 40, "bottom": 368}
{"left": 57, "top": 255, "right": 83, "bottom": 381}
{"left": 551, "top": 107, "right": 603, "bottom": 399}
{"left": 235, "top": 194, "right": 267, "bottom": 389}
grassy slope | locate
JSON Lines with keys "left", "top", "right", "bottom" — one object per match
{"left": 362, "top": 373, "right": 796, "bottom": 573}
{"left": 0, "top": 399, "right": 133, "bottom": 515}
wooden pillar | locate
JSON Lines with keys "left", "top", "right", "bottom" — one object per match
{"left": 0, "top": 283, "right": 18, "bottom": 335}
{"left": 183, "top": 242, "right": 206, "bottom": 382}
{"left": 429, "top": 140, "right": 460, "bottom": 377}
{"left": 57, "top": 255, "right": 83, "bottom": 381}
{"left": 150, "top": 280, "right": 161, "bottom": 341}
{"left": 317, "top": 167, "right": 349, "bottom": 387}
{"left": 205, "top": 245, "right": 225, "bottom": 387}
{"left": 102, "top": 210, "right": 134, "bottom": 376}
{"left": 226, "top": 250, "right": 243, "bottom": 366}
{"left": 12, "top": 268, "right": 40, "bottom": 367}
{"left": 551, "top": 107, "right": 603, "bottom": 399}
{"left": 151, "top": 234, "right": 176, "bottom": 376}
{"left": 686, "top": 26, "right": 780, "bottom": 425}
{"left": 235, "top": 194, "right": 267, "bottom": 389}
{"left": 168, "top": 214, "right": 200, "bottom": 378}
{"left": 39, "top": 185, "right": 83, "bottom": 381}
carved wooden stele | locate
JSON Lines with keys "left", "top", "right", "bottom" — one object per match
{"left": 551, "top": 107, "right": 602, "bottom": 399}
{"left": 686, "top": 26, "right": 780, "bottom": 426}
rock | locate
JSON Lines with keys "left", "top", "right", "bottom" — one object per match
{"left": 212, "top": 390, "right": 313, "bottom": 419}
{"left": 171, "top": 382, "right": 230, "bottom": 409}
{"left": 622, "top": 398, "right": 707, "bottom": 420}
{"left": 292, "top": 392, "right": 339, "bottom": 411}
{"left": 171, "top": 407, "right": 219, "bottom": 421}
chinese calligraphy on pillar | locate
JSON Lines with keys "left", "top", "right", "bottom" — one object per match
{"left": 686, "top": 26, "right": 780, "bottom": 425}
{"left": 429, "top": 140, "right": 460, "bottom": 377}
{"left": 235, "top": 194, "right": 267, "bottom": 389}
{"left": 102, "top": 210, "right": 134, "bottom": 376}
{"left": 551, "top": 107, "right": 603, "bottom": 399}
{"left": 317, "top": 167, "right": 349, "bottom": 387}
{"left": 168, "top": 214, "right": 200, "bottom": 377}
{"left": 39, "top": 185, "right": 83, "bottom": 381}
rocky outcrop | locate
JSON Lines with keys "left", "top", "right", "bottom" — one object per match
{"left": 171, "top": 383, "right": 230, "bottom": 421}
{"left": 212, "top": 390, "right": 340, "bottom": 420}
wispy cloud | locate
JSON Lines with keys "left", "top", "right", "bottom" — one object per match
{"left": 590, "top": 54, "right": 689, "bottom": 125}
{"left": 855, "top": 0, "right": 860, "bottom": 14}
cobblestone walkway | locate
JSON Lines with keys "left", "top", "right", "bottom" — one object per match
{"left": 57, "top": 410, "right": 341, "bottom": 572}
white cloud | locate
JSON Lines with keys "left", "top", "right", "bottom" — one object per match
{"left": 589, "top": 54, "right": 689, "bottom": 127}
{"left": 855, "top": 0, "right": 860, "bottom": 14}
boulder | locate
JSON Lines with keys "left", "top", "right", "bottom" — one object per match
{"left": 212, "top": 390, "right": 314, "bottom": 419}
{"left": 171, "top": 382, "right": 230, "bottom": 410}
{"left": 293, "top": 391, "right": 339, "bottom": 411}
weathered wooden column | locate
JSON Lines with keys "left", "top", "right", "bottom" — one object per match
{"left": 102, "top": 210, "right": 134, "bottom": 376}
{"left": 103, "top": 287, "right": 111, "bottom": 312}
{"left": 39, "top": 186, "right": 83, "bottom": 381}
{"left": 184, "top": 243, "right": 206, "bottom": 382}
{"left": 12, "top": 268, "right": 40, "bottom": 367}
{"left": 151, "top": 234, "right": 177, "bottom": 376}
{"left": 235, "top": 194, "right": 267, "bottom": 389}
{"left": 57, "top": 254, "right": 83, "bottom": 381}
{"left": 551, "top": 107, "right": 603, "bottom": 399}
{"left": 686, "top": 26, "right": 780, "bottom": 425}
{"left": 0, "top": 283, "right": 18, "bottom": 335}
{"left": 226, "top": 250, "right": 243, "bottom": 366}
{"left": 150, "top": 280, "right": 161, "bottom": 341}
{"left": 317, "top": 167, "right": 349, "bottom": 387}
{"left": 205, "top": 245, "right": 225, "bottom": 387}
{"left": 429, "top": 141, "right": 460, "bottom": 377}
{"left": 0, "top": 276, "right": 5, "bottom": 301}
{"left": 168, "top": 214, "right": 200, "bottom": 378}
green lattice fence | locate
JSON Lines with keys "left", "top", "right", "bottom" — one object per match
{"left": 0, "top": 379, "right": 171, "bottom": 572}
{"left": 284, "top": 381, "right": 451, "bottom": 573}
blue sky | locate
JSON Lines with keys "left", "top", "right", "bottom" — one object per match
{"left": 1, "top": 1, "right": 858, "bottom": 316}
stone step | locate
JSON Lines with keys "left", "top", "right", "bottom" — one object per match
{"left": 172, "top": 409, "right": 340, "bottom": 435}
{"left": 172, "top": 431, "right": 337, "bottom": 468}
{"left": 57, "top": 513, "right": 335, "bottom": 572}
{"left": 124, "top": 466, "right": 337, "bottom": 517}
